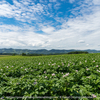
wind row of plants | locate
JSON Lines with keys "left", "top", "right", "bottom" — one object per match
{"left": 0, "top": 53, "right": 100, "bottom": 100}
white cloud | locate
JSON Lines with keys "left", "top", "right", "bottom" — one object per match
{"left": 0, "top": 25, "right": 22, "bottom": 32}
{"left": 69, "top": 0, "right": 75, "bottom": 3}
{"left": 78, "top": 40, "right": 85, "bottom": 43}
{"left": 42, "top": 26, "right": 55, "bottom": 34}
{"left": 0, "top": 3, "right": 14, "bottom": 18}
{"left": 39, "top": 0, "right": 44, "bottom": 3}
{"left": 13, "top": 0, "right": 22, "bottom": 7}
{"left": 0, "top": 26, "right": 48, "bottom": 49}
{"left": 54, "top": 2, "right": 60, "bottom": 10}
{"left": 86, "top": 44, "right": 89, "bottom": 46}
{"left": 0, "top": 0, "right": 100, "bottom": 50}
{"left": 93, "top": 0, "right": 100, "bottom": 5}
{"left": 48, "top": 3, "right": 52, "bottom": 9}
{"left": 49, "top": 0, "right": 56, "bottom": 2}
{"left": 0, "top": 0, "right": 50, "bottom": 23}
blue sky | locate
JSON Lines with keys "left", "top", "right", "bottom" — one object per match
{"left": 0, "top": 0, "right": 100, "bottom": 50}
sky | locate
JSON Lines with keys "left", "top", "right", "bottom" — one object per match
{"left": 0, "top": 0, "right": 100, "bottom": 50}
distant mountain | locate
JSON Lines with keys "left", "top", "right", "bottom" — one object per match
{"left": 0, "top": 48, "right": 100, "bottom": 55}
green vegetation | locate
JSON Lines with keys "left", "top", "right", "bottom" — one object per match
{"left": 67, "top": 51, "right": 88, "bottom": 54}
{"left": 0, "top": 53, "right": 100, "bottom": 100}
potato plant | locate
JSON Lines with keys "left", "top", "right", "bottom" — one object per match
{"left": 0, "top": 54, "right": 100, "bottom": 100}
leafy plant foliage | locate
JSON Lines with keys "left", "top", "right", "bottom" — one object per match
{"left": 0, "top": 53, "right": 100, "bottom": 99}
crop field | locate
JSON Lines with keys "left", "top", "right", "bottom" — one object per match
{"left": 0, "top": 53, "right": 100, "bottom": 100}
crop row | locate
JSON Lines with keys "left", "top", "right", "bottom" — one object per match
{"left": 0, "top": 54, "right": 100, "bottom": 100}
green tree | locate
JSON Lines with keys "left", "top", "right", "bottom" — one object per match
{"left": 22, "top": 53, "right": 26, "bottom": 56}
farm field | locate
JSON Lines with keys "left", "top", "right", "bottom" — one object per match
{"left": 0, "top": 53, "right": 100, "bottom": 100}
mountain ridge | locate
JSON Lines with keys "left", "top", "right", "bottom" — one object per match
{"left": 0, "top": 48, "right": 100, "bottom": 54}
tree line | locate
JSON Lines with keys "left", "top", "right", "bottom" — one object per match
{"left": 67, "top": 51, "right": 88, "bottom": 54}
{"left": 0, "top": 51, "right": 89, "bottom": 56}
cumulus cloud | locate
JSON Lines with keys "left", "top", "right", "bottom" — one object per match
{"left": 41, "top": 26, "right": 55, "bottom": 34}
{"left": 0, "top": 0, "right": 100, "bottom": 50}
{"left": 78, "top": 40, "right": 85, "bottom": 43}
{"left": 0, "top": 26, "right": 49, "bottom": 49}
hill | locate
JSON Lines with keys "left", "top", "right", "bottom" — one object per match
{"left": 0, "top": 48, "right": 100, "bottom": 55}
